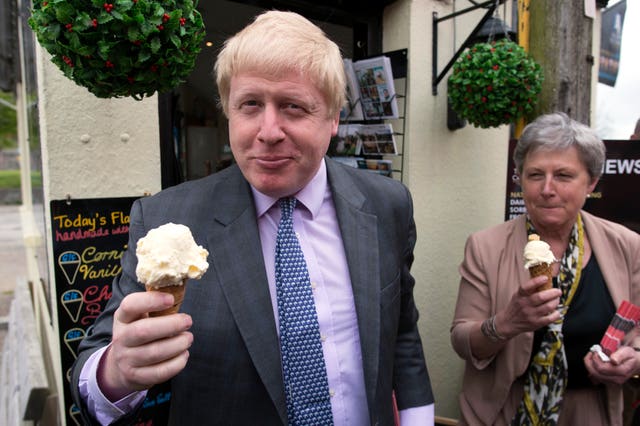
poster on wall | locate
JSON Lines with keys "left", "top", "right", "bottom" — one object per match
{"left": 599, "top": 0, "right": 627, "bottom": 87}
{"left": 504, "top": 139, "right": 640, "bottom": 233}
{"left": 51, "top": 197, "right": 171, "bottom": 425}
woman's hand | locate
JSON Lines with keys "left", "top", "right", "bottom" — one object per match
{"left": 494, "top": 275, "right": 562, "bottom": 339}
{"left": 584, "top": 346, "right": 640, "bottom": 386}
{"left": 470, "top": 275, "right": 562, "bottom": 360}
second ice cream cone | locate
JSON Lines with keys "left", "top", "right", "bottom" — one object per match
{"left": 528, "top": 263, "right": 553, "bottom": 292}
{"left": 523, "top": 234, "right": 556, "bottom": 292}
{"left": 146, "top": 279, "right": 187, "bottom": 317}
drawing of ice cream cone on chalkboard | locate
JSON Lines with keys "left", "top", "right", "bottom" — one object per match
{"left": 63, "top": 327, "right": 85, "bottom": 359}
{"left": 58, "top": 251, "right": 81, "bottom": 285}
{"left": 61, "top": 289, "right": 83, "bottom": 322}
{"left": 68, "top": 404, "right": 82, "bottom": 426}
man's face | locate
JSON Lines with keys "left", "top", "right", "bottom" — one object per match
{"left": 227, "top": 71, "right": 339, "bottom": 198}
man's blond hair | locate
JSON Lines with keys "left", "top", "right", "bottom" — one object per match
{"left": 215, "top": 10, "right": 346, "bottom": 118}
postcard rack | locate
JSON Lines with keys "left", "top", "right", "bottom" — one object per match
{"left": 331, "top": 49, "right": 408, "bottom": 182}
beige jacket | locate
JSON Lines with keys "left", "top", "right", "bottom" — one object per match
{"left": 451, "top": 211, "right": 640, "bottom": 425}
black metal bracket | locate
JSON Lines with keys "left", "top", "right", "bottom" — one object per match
{"left": 432, "top": 0, "right": 505, "bottom": 95}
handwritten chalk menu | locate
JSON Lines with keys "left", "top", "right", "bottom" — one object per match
{"left": 51, "top": 197, "right": 171, "bottom": 425}
{"left": 504, "top": 140, "right": 640, "bottom": 234}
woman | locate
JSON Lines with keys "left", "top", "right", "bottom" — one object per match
{"left": 451, "top": 112, "right": 640, "bottom": 425}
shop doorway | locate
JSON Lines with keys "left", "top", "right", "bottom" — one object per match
{"left": 158, "top": 0, "right": 391, "bottom": 188}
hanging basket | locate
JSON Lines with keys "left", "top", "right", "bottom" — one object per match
{"left": 447, "top": 39, "right": 543, "bottom": 129}
{"left": 28, "top": 0, "right": 205, "bottom": 100}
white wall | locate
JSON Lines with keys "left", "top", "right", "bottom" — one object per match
{"left": 384, "top": 0, "right": 511, "bottom": 419}
{"left": 35, "top": 45, "right": 162, "bottom": 420}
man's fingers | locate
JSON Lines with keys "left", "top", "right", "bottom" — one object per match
{"left": 126, "top": 331, "right": 194, "bottom": 368}
{"left": 143, "top": 350, "right": 190, "bottom": 386}
{"left": 118, "top": 349, "right": 191, "bottom": 391}
{"left": 115, "top": 291, "right": 175, "bottom": 324}
{"left": 114, "top": 313, "right": 193, "bottom": 349}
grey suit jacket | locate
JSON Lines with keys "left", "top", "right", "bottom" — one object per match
{"left": 71, "top": 158, "right": 433, "bottom": 425}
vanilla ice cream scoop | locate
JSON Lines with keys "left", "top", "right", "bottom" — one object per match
{"left": 136, "top": 223, "right": 209, "bottom": 288}
{"left": 523, "top": 234, "right": 556, "bottom": 269}
{"left": 523, "top": 234, "right": 556, "bottom": 292}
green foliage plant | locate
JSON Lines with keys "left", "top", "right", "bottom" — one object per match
{"left": 28, "top": 0, "right": 205, "bottom": 100}
{"left": 447, "top": 39, "right": 543, "bottom": 129}
{"left": 0, "top": 170, "right": 42, "bottom": 189}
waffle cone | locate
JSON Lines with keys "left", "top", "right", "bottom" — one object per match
{"left": 528, "top": 263, "right": 553, "bottom": 292}
{"left": 145, "top": 279, "right": 187, "bottom": 317}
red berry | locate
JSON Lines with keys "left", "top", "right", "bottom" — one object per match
{"left": 92, "top": 19, "right": 98, "bottom": 27}
{"left": 157, "top": 24, "right": 164, "bottom": 30}
{"left": 65, "top": 23, "right": 73, "bottom": 32}
{"left": 179, "top": 17, "right": 186, "bottom": 26}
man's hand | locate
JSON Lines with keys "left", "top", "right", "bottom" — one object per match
{"left": 98, "top": 291, "right": 193, "bottom": 401}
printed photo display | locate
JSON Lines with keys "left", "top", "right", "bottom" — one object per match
{"left": 341, "top": 55, "right": 399, "bottom": 121}
{"left": 331, "top": 156, "right": 394, "bottom": 178}
{"left": 333, "top": 123, "right": 397, "bottom": 156}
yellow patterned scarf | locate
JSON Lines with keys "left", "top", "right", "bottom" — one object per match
{"left": 512, "top": 214, "right": 584, "bottom": 425}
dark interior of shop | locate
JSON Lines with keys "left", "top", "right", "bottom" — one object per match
{"left": 159, "top": 0, "right": 391, "bottom": 188}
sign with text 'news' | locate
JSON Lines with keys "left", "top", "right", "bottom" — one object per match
{"left": 505, "top": 140, "right": 640, "bottom": 234}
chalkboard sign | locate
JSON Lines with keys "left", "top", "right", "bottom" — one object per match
{"left": 504, "top": 140, "right": 640, "bottom": 234}
{"left": 51, "top": 197, "right": 171, "bottom": 425}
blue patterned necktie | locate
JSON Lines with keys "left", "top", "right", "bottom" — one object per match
{"left": 275, "top": 197, "right": 333, "bottom": 425}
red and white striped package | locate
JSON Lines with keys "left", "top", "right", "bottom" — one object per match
{"left": 600, "top": 300, "right": 640, "bottom": 356}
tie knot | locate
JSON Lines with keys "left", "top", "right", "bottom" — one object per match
{"left": 279, "top": 197, "right": 296, "bottom": 219}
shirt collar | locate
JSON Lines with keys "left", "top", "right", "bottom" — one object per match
{"left": 252, "top": 158, "right": 328, "bottom": 219}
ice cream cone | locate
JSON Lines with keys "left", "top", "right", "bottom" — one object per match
{"left": 145, "top": 279, "right": 187, "bottom": 317}
{"left": 528, "top": 263, "right": 553, "bottom": 292}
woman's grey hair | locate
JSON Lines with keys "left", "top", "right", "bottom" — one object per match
{"left": 513, "top": 112, "right": 606, "bottom": 180}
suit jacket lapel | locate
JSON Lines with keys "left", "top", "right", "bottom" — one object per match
{"left": 326, "top": 159, "right": 381, "bottom": 411}
{"left": 205, "top": 166, "right": 287, "bottom": 423}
